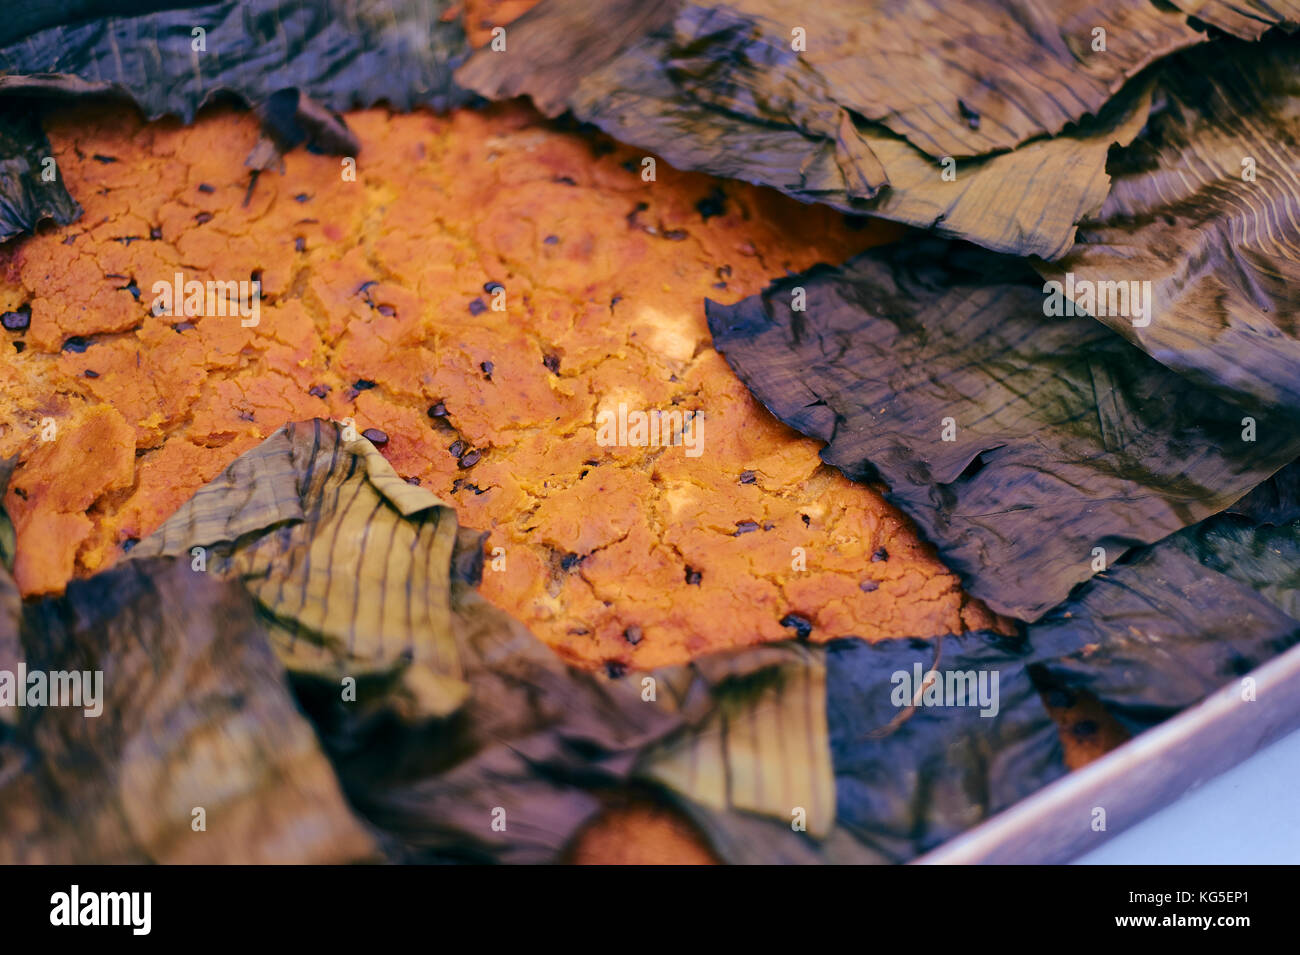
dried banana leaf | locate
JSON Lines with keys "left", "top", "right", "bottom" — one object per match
{"left": 644, "top": 629, "right": 1080, "bottom": 864}
{"left": 1035, "top": 513, "right": 1300, "bottom": 734}
{"left": 1230, "top": 458, "right": 1300, "bottom": 525}
{"left": 849, "top": 81, "right": 1154, "bottom": 259}
{"left": 130, "top": 419, "right": 475, "bottom": 718}
{"left": 1169, "top": 0, "right": 1298, "bottom": 39}
{"left": 458, "top": 0, "right": 1202, "bottom": 257}
{"left": 826, "top": 633, "right": 1067, "bottom": 862}
{"left": 306, "top": 579, "right": 692, "bottom": 864}
{"left": 637, "top": 643, "right": 837, "bottom": 839}
{"left": 0, "top": 0, "right": 468, "bottom": 120}
{"left": 0, "top": 556, "right": 377, "bottom": 863}
{"left": 707, "top": 236, "right": 1300, "bottom": 621}
{"left": 660, "top": 0, "right": 1197, "bottom": 159}
{"left": 1037, "top": 36, "right": 1300, "bottom": 413}
{"left": 464, "top": 0, "right": 1199, "bottom": 156}
{"left": 0, "top": 109, "right": 81, "bottom": 241}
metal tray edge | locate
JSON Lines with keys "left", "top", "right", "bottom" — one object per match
{"left": 912, "top": 639, "right": 1300, "bottom": 864}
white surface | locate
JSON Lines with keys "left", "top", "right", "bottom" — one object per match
{"left": 1074, "top": 725, "right": 1300, "bottom": 864}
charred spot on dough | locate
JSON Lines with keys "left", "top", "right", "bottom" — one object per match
{"left": 779, "top": 613, "right": 813, "bottom": 641}
{"left": 1, "top": 304, "right": 31, "bottom": 331}
{"left": 696, "top": 187, "right": 727, "bottom": 221}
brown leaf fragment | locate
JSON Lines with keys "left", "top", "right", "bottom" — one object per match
{"left": 0, "top": 557, "right": 376, "bottom": 863}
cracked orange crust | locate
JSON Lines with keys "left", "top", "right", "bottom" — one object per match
{"left": 0, "top": 99, "right": 999, "bottom": 672}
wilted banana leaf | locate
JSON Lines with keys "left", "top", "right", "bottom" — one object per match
{"left": 572, "top": 35, "right": 1155, "bottom": 258}
{"left": 466, "top": 0, "right": 1199, "bottom": 156}
{"left": 637, "top": 643, "right": 837, "bottom": 839}
{"left": 663, "top": 0, "right": 1198, "bottom": 159}
{"left": 851, "top": 81, "right": 1154, "bottom": 260}
{"left": 306, "top": 578, "right": 694, "bottom": 863}
{"left": 1169, "top": 0, "right": 1298, "bottom": 39}
{"left": 1034, "top": 514, "right": 1300, "bottom": 735}
{"left": 131, "top": 419, "right": 478, "bottom": 719}
{"left": 0, "top": 0, "right": 467, "bottom": 119}
{"left": 1230, "top": 458, "right": 1300, "bottom": 525}
{"left": 0, "top": 555, "right": 377, "bottom": 863}
{"left": 1037, "top": 36, "right": 1300, "bottom": 413}
{"left": 707, "top": 236, "right": 1300, "bottom": 622}
{"left": 0, "top": 109, "right": 81, "bottom": 241}
{"left": 642, "top": 628, "right": 1087, "bottom": 864}
{"left": 827, "top": 633, "right": 1068, "bottom": 861}
{"left": 458, "top": 0, "right": 1204, "bottom": 258}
